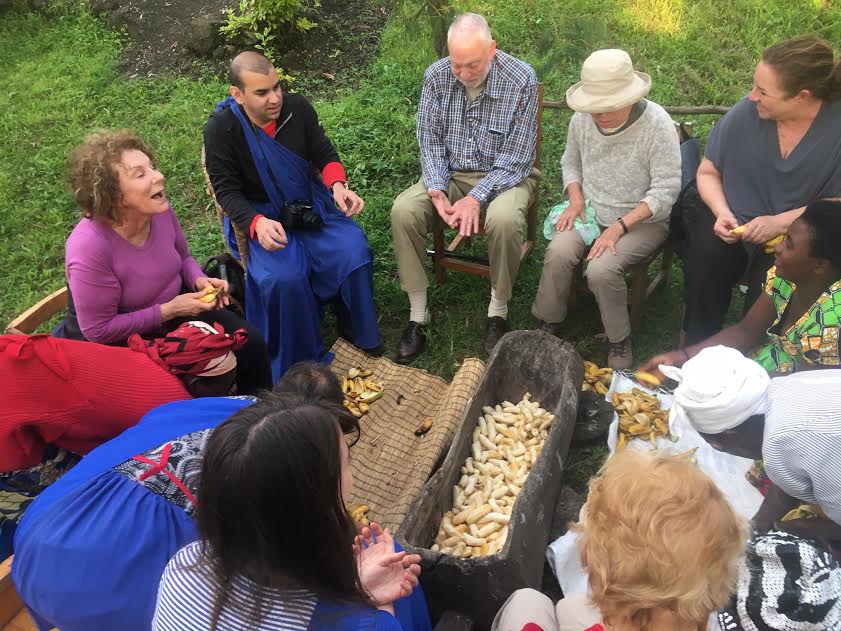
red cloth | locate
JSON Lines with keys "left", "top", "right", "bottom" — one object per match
{"left": 262, "top": 120, "right": 277, "bottom": 138}
{"left": 521, "top": 624, "right": 547, "bottom": 631}
{"left": 249, "top": 214, "right": 264, "bottom": 239}
{"left": 0, "top": 335, "right": 190, "bottom": 472}
{"left": 321, "top": 161, "right": 347, "bottom": 190}
{"left": 127, "top": 321, "right": 246, "bottom": 377}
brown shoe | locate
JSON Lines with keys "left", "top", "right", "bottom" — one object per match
{"left": 484, "top": 316, "right": 509, "bottom": 354}
{"left": 607, "top": 337, "right": 633, "bottom": 370}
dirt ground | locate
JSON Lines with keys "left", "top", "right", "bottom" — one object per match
{"left": 94, "top": 0, "right": 390, "bottom": 88}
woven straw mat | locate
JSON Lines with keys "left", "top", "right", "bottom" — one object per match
{"left": 330, "top": 338, "right": 484, "bottom": 531}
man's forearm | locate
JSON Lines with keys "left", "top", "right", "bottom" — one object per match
{"left": 774, "top": 205, "right": 806, "bottom": 231}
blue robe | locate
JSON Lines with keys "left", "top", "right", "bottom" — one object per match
{"left": 218, "top": 98, "right": 381, "bottom": 381}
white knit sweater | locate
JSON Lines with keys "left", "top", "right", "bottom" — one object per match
{"left": 561, "top": 100, "right": 682, "bottom": 226}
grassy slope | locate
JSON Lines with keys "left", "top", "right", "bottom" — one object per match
{"left": 1, "top": 0, "right": 839, "bottom": 484}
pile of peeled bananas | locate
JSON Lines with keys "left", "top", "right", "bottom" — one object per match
{"left": 341, "top": 367, "right": 384, "bottom": 418}
{"left": 613, "top": 388, "right": 672, "bottom": 450}
{"left": 581, "top": 361, "right": 613, "bottom": 395}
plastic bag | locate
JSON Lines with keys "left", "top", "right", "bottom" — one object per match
{"left": 543, "top": 201, "right": 601, "bottom": 245}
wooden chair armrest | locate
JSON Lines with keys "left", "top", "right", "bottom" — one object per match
{"left": 5, "top": 287, "right": 68, "bottom": 335}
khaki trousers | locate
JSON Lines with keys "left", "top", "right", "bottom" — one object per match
{"left": 531, "top": 220, "right": 668, "bottom": 342}
{"left": 491, "top": 589, "right": 601, "bottom": 631}
{"left": 390, "top": 172, "right": 538, "bottom": 302}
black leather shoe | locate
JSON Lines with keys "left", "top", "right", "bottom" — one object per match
{"left": 395, "top": 321, "right": 427, "bottom": 364}
{"left": 484, "top": 316, "right": 509, "bottom": 354}
{"left": 532, "top": 318, "right": 561, "bottom": 336}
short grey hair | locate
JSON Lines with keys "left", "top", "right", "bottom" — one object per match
{"left": 447, "top": 13, "right": 493, "bottom": 45}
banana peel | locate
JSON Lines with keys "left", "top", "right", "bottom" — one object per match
{"left": 635, "top": 371, "right": 662, "bottom": 387}
{"left": 199, "top": 286, "right": 221, "bottom": 303}
{"left": 612, "top": 389, "right": 671, "bottom": 450}
{"left": 341, "top": 367, "right": 384, "bottom": 418}
{"left": 764, "top": 234, "right": 785, "bottom": 253}
{"left": 582, "top": 361, "right": 613, "bottom": 393}
{"left": 348, "top": 502, "right": 370, "bottom": 526}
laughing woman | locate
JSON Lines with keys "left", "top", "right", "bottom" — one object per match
{"left": 57, "top": 130, "right": 271, "bottom": 394}
{"left": 641, "top": 199, "right": 841, "bottom": 377}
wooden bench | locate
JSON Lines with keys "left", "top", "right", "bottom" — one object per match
{"left": 427, "top": 83, "right": 544, "bottom": 283}
{"left": 4, "top": 287, "right": 67, "bottom": 336}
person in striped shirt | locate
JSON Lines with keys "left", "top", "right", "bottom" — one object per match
{"left": 666, "top": 346, "right": 841, "bottom": 554}
{"left": 153, "top": 394, "right": 431, "bottom": 631}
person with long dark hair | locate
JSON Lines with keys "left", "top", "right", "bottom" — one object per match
{"left": 152, "top": 395, "right": 431, "bottom": 630}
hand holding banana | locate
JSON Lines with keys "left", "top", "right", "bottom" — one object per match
{"left": 730, "top": 225, "right": 785, "bottom": 253}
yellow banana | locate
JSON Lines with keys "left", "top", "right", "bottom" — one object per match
{"left": 635, "top": 371, "right": 662, "bottom": 387}
{"left": 199, "top": 287, "right": 220, "bottom": 303}
{"left": 730, "top": 225, "right": 746, "bottom": 235}
{"left": 764, "top": 234, "right": 785, "bottom": 253}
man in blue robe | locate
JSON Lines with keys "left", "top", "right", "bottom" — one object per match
{"left": 204, "top": 51, "right": 383, "bottom": 381}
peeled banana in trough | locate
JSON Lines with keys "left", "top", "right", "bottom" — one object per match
{"left": 582, "top": 361, "right": 613, "bottom": 396}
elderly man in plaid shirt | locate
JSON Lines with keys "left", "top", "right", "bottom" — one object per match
{"left": 390, "top": 12, "right": 539, "bottom": 363}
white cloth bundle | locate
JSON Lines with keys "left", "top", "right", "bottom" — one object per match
{"left": 660, "top": 345, "right": 770, "bottom": 434}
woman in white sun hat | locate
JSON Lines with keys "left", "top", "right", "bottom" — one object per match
{"left": 531, "top": 48, "right": 681, "bottom": 369}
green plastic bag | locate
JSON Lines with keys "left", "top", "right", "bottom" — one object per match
{"left": 543, "top": 200, "right": 601, "bottom": 246}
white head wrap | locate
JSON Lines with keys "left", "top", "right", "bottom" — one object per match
{"left": 659, "top": 346, "right": 770, "bottom": 434}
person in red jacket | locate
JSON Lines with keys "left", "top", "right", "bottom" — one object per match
{"left": 0, "top": 320, "right": 245, "bottom": 472}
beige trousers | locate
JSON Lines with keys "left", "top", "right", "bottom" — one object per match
{"left": 531, "top": 220, "right": 668, "bottom": 342}
{"left": 491, "top": 589, "right": 602, "bottom": 631}
{"left": 390, "top": 172, "right": 538, "bottom": 302}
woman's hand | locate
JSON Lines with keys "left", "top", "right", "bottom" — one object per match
{"left": 555, "top": 200, "right": 586, "bottom": 232}
{"left": 160, "top": 292, "right": 216, "bottom": 321}
{"left": 713, "top": 211, "right": 741, "bottom": 243}
{"left": 638, "top": 350, "right": 689, "bottom": 382}
{"left": 194, "top": 276, "right": 230, "bottom": 308}
{"left": 355, "top": 524, "right": 421, "bottom": 607}
{"left": 587, "top": 222, "right": 624, "bottom": 260}
{"left": 741, "top": 214, "right": 785, "bottom": 244}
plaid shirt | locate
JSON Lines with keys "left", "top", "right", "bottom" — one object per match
{"left": 417, "top": 50, "right": 538, "bottom": 205}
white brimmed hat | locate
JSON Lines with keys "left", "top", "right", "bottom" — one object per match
{"left": 566, "top": 49, "right": 651, "bottom": 113}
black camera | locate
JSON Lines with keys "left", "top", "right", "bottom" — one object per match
{"left": 279, "top": 200, "right": 323, "bottom": 230}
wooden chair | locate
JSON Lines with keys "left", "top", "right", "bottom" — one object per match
{"left": 200, "top": 145, "right": 251, "bottom": 271}
{"left": 4, "top": 287, "right": 67, "bottom": 336}
{"left": 428, "top": 83, "right": 544, "bottom": 282}
{"left": 1, "top": 556, "right": 42, "bottom": 631}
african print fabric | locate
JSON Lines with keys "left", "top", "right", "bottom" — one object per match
{"left": 114, "top": 428, "right": 212, "bottom": 516}
{"left": 0, "top": 447, "right": 80, "bottom": 559}
{"left": 753, "top": 267, "right": 841, "bottom": 373}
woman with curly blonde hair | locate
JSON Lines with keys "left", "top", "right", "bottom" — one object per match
{"left": 492, "top": 450, "right": 748, "bottom": 631}
{"left": 57, "top": 130, "right": 270, "bottom": 394}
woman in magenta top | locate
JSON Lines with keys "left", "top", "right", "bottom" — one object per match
{"left": 60, "top": 130, "right": 271, "bottom": 394}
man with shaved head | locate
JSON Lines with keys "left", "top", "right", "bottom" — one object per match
{"left": 390, "top": 13, "right": 539, "bottom": 362}
{"left": 204, "top": 51, "right": 382, "bottom": 381}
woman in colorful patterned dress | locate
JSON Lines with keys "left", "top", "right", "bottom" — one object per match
{"left": 641, "top": 198, "right": 841, "bottom": 377}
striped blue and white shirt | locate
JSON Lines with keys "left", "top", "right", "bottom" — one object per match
{"left": 417, "top": 50, "right": 538, "bottom": 205}
{"left": 153, "top": 541, "right": 403, "bottom": 631}
{"left": 762, "top": 370, "right": 841, "bottom": 526}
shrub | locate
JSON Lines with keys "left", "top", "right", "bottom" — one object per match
{"left": 220, "top": 0, "right": 318, "bottom": 63}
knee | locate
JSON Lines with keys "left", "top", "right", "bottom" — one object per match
{"left": 390, "top": 196, "right": 422, "bottom": 231}
{"left": 543, "top": 237, "right": 582, "bottom": 270}
{"left": 484, "top": 208, "right": 524, "bottom": 238}
{"left": 585, "top": 259, "right": 623, "bottom": 289}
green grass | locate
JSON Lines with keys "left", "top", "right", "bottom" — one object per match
{"left": 2, "top": 0, "right": 839, "bottom": 482}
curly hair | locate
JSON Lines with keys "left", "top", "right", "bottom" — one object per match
{"left": 572, "top": 450, "right": 748, "bottom": 627}
{"left": 67, "top": 130, "right": 155, "bottom": 223}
